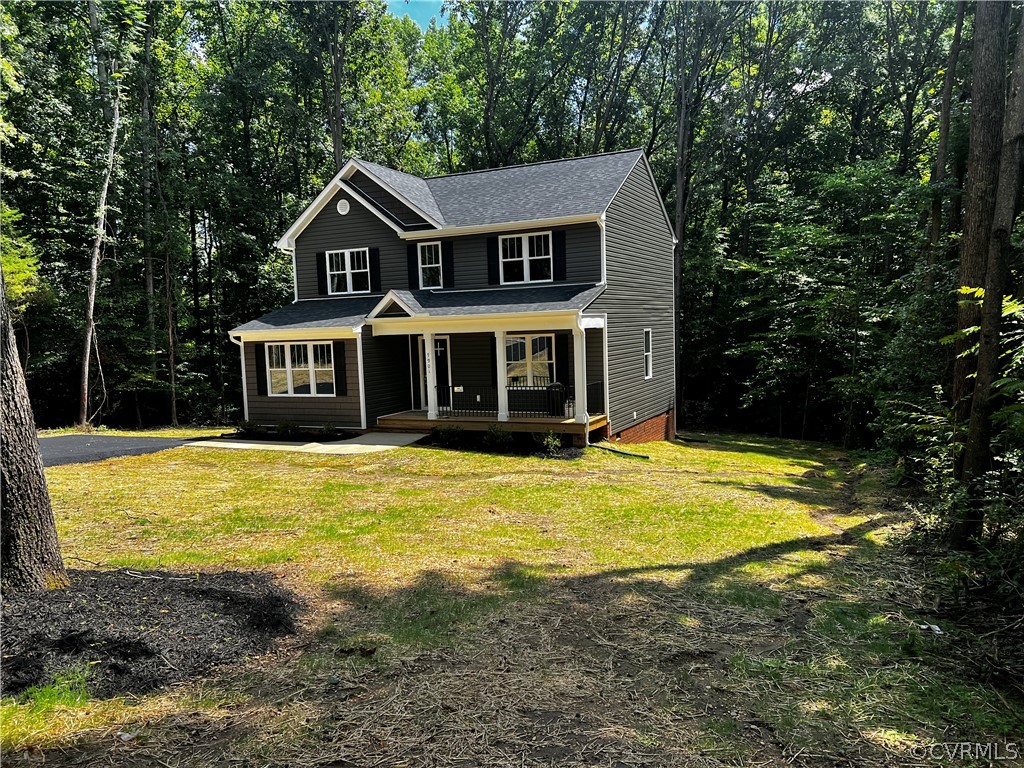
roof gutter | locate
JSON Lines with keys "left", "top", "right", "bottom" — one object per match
{"left": 398, "top": 213, "right": 603, "bottom": 240}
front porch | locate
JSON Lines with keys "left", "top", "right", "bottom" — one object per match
{"left": 377, "top": 409, "right": 608, "bottom": 439}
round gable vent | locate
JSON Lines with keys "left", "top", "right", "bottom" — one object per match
{"left": 336, "top": 199, "right": 351, "bottom": 215}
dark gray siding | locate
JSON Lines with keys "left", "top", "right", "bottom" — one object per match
{"left": 295, "top": 189, "right": 410, "bottom": 299}
{"left": 348, "top": 171, "right": 430, "bottom": 228}
{"left": 446, "top": 223, "right": 601, "bottom": 289}
{"left": 294, "top": 191, "right": 602, "bottom": 298}
{"left": 585, "top": 328, "right": 605, "bottom": 413}
{"left": 244, "top": 340, "right": 361, "bottom": 428}
{"left": 449, "top": 333, "right": 493, "bottom": 389}
{"left": 362, "top": 327, "right": 413, "bottom": 422}
{"left": 588, "top": 159, "right": 675, "bottom": 434}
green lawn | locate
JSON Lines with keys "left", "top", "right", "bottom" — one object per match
{"left": 3, "top": 435, "right": 1020, "bottom": 766}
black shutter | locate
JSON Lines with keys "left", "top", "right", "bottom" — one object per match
{"left": 552, "top": 230, "right": 567, "bottom": 281}
{"left": 369, "top": 248, "right": 382, "bottom": 293}
{"left": 333, "top": 340, "right": 348, "bottom": 396}
{"left": 486, "top": 237, "right": 499, "bottom": 285}
{"left": 316, "top": 252, "right": 328, "bottom": 295}
{"left": 441, "top": 241, "right": 455, "bottom": 289}
{"left": 254, "top": 343, "right": 267, "bottom": 396}
{"left": 490, "top": 336, "right": 498, "bottom": 387}
{"left": 407, "top": 244, "right": 419, "bottom": 289}
{"left": 555, "top": 333, "right": 569, "bottom": 385}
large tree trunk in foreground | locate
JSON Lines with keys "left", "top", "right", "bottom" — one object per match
{"left": 1, "top": 268, "right": 68, "bottom": 593}
{"left": 950, "top": 0, "right": 1010, "bottom": 466}
{"left": 950, "top": 12, "right": 1024, "bottom": 548}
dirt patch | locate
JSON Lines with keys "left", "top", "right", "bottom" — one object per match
{"left": 1, "top": 569, "right": 297, "bottom": 698}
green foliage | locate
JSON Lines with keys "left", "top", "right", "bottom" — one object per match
{"left": 275, "top": 420, "right": 299, "bottom": 439}
{"left": 481, "top": 424, "right": 513, "bottom": 453}
{"left": 534, "top": 431, "right": 563, "bottom": 457}
{"left": 0, "top": 203, "right": 44, "bottom": 316}
{"left": 431, "top": 425, "right": 465, "bottom": 448}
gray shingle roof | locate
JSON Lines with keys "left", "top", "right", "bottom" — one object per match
{"left": 230, "top": 296, "right": 380, "bottom": 333}
{"left": 231, "top": 284, "right": 605, "bottom": 333}
{"left": 355, "top": 149, "right": 644, "bottom": 229}
{"left": 389, "top": 283, "right": 605, "bottom": 317}
{"left": 356, "top": 160, "right": 446, "bottom": 225}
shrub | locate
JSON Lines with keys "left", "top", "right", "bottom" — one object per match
{"left": 320, "top": 422, "right": 337, "bottom": 439}
{"left": 482, "top": 424, "right": 514, "bottom": 452}
{"left": 431, "top": 425, "right": 465, "bottom": 448}
{"left": 237, "top": 420, "right": 264, "bottom": 436}
{"left": 534, "top": 431, "right": 564, "bottom": 457}
{"left": 275, "top": 420, "right": 300, "bottom": 438}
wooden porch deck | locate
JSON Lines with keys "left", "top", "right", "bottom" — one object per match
{"left": 376, "top": 410, "right": 608, "bottom": 437}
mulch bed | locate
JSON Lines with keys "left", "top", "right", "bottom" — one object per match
{"left": 1, "top": 569, "right": 298, "bottom": 699}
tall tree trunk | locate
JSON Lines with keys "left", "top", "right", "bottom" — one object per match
{"left": 926, "top": 0, "right": 964, "bottom": 286}
{"left": 79, "top": 88, "right": 121, "bottom": 426}
{"left": 165, "top": 252, "right": 178, "bottom": 426}
{"left": 1, "top": 267, "right": 68, "bottom": 594}
{"left": 142, "top": 5, "right": 157, "bottom": 372}
{"left": 950, "top": 0, "right": 1010, "bottom": 456}
{"left": 950, "top": 13, "right": 1024, "bottom": 547}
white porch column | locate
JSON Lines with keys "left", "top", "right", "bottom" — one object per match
{"left": 496, "top": 330, "right": 509, "bottom": 421}
{"left": 424, "top": 331, "right": 439, "bottom": 420}
{"left": 573, "top": 326, "right": 588, "bottom": 424}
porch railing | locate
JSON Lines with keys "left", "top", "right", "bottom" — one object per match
{"left": 438, "top": 383, "right": 578, "bottom": 419}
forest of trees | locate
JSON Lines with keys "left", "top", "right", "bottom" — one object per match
{"left": 1, "top": 2, "right": 1022, "bottom": 558}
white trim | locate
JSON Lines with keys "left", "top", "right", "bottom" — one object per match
{"left": 643, "top": 328, "right": 653, "bottom": 380}
{"left": 424, "top": 331, "right": 438, "bottom": 419}
{"left": 291, "top": 250, "right": 299, "bottom": 301}
{"left": 356, "top": 328, "right": 367, "bottom": 429}
{"left": 496, "top": 330, "right": 508, "bottom": 421}
{"left": 264, "top": 341, "right": 338, "bottom": 397}
{"left": 602, "top": 317, "right": 611, "bottom": 433}
{"left": 367, "top": 290, "right": 420, "bottom": 319}
{"left": 597, "top": 213, "right": 607, "bottom": 285}
{"left": 579, "top": 314, "right": 605, "bottom": 329}
{"left": 399, "top": 214, "right": 602, "bottom": 240}
{"left": 499, "top": 230, "right": 553, "bottom": 286}
{"left": 348, "top": 159, "right": 445, "bottom": 229}
{"left": 232, "top": 327, "right": 362, "bottom": 342}
{"left": 336, "top": 179, "right": 406, "bottom": 234}
{"left": 573, "top": 326, "right": 587, "bottom": 425}
{"left": 368, "top": 311, "right": 581, "bottom": 336}
{"left": 417, "top": 241, "right": 443, "bottom": 289}
{"left": 230, "top": 335, "right": 249, "bottom": 421}
{"left": 326, "top": 248, "right": 372, "bottom": 295}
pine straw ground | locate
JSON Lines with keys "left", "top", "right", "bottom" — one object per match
{"left": 2, "top": 435, "right": 1021, "bottom": 766}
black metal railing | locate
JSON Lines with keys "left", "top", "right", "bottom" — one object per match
{"left": 436, "top": 381, "right": 609, "bottom": 420}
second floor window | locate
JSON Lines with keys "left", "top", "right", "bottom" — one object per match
{"left": 418, "top": 242, "right": 442, "bottom": 289}
{"left": 327, "top": 248, "right": 370, "bottom": 294}
{"left": 500, "top": 232, "right": 552, "bottom": 284}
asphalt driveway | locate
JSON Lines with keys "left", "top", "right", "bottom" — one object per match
{"left": 39, "top": 435, "right": 189, "bottom": 467}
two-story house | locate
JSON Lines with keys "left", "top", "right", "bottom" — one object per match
{"left": 229, "top": 149, "right": 676, "bottom": 444}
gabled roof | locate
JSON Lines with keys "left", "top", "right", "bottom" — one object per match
{"left": 276, "top": 149, "right": 667, "bottom": 248}
{"left": 369, "top": 283, "right": 605, "bottom": 319}
{"left": 423, "top": 149, "right": 644, "bottom": 227}
{"left": 230, "top": 296, "right": 380, "bottom": 334}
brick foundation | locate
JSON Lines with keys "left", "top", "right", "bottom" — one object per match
{"left": 612, "top": 408, "right": 675, "bottom": 444}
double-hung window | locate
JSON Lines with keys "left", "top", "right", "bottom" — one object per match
{"left": 500, "top": 232, "right": 552, "bottom": 284}
{"left": 327, "top": 249, "right": 370, "bottom": 294}
{"left": 418, "top": 242, "right": 442, "bottom": 289}
{"left": 267, "top": 342, "right": 335, "bottom": 396}
{"left": 506, "top": 334, "right": 555, "bottom": 386}
{"left": 643, "top": 329, "right": 653, "bottom": 380}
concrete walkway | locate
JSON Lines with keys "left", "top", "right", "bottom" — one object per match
{"left": 186, "top": 432, "right": 425, "bottom": 455}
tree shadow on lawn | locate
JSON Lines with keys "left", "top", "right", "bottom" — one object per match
{"left": 21, "top": 512, "right": 1023, "bottom": 767}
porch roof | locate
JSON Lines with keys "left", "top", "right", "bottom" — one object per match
{"left": 229, "top": 296, "right": 380, "bottom": 334}
{"left": 372, "top": 283, "right": 605, "bottom": 319}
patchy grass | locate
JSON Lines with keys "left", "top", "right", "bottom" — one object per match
{"left": 4, "top": 433, "right": 1020, "bottom": 766}
{"left": 38, "top": 425, "right": 231, "bottom": 439}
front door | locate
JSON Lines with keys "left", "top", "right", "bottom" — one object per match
{"left": 419, "top": 336, "right": 452, "bottom": 409}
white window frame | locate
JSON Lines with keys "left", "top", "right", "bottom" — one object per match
{"left": 266, "top": 341, "right": 336, "bottom": 397}
{"left": 499, "top": 231, "right": 553, "bottom": 285}
{"left": 643, "top": 328, "right": 653, "bottom": 380}
{"left": 326, "top": 248, "right": 371, "bottom": 295}
{"left": 418, "top": 241, "right": 443, "bottom": 289}
{"left": 505, "top": 333, "right": 556, "bottom": 386}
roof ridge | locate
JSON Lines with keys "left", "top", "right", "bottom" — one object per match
{"left": 424, "top": 147, "right": 644, "bottom": 181}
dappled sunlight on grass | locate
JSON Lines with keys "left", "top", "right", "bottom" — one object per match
{"left": 11, "top": 433, "right": 1019, "bottom": 763}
